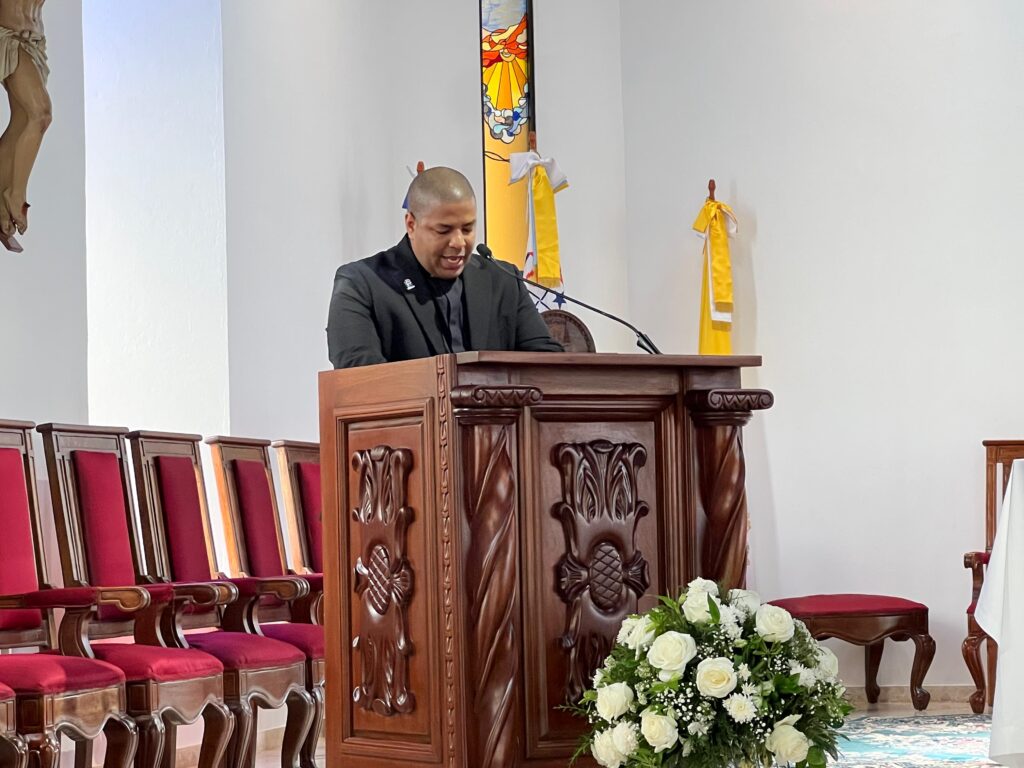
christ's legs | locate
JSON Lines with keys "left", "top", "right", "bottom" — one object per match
{"left": 4, "top": 52, "right": 50, "bottom": 233}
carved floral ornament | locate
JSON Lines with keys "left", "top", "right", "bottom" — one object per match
{"left": 350, "top": 445, "right": 416, "bottom": 716}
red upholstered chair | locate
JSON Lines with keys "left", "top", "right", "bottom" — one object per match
{"left": 0, "top": 419, "right": 140, "bottom": 768}
{"left": 770, "top": 594, "right": 935, "bottom": 710}
{"left": 272, "top": 440, "right": 323, "bottom": 576}
{"left": 963, "top": 440, "right": 1024, "bottom": 713}
{"left": 127, "top": 430, "right": 321, "bottom": 768}
{"left": 0, "top": 683, "right": 28, "bottom": 768}
{"left": 204, "top": 435, "right": 325, "bottom": 768}
{"left": 38, "top": 424, "right": 314, "bottom": 768}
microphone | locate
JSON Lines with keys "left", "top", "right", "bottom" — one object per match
{"left": 475, "top": 244, "right": 661, "bottom": 355}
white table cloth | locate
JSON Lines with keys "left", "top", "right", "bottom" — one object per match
{"left": 976, "top": 458, "right": 1024, "bottom": 767}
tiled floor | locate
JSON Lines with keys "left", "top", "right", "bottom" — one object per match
{"left": 251, "top": 702, "right": 981, "bottom": 766}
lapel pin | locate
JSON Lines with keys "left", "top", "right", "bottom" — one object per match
{"left": 403, "top": 278, "right": 415, "bottom": 292}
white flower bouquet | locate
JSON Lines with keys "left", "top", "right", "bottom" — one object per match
{"left": 570, "top": 579, "right": 853, "bottom": 768}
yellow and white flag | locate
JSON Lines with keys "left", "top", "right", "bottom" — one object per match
{"left": 692, "top": 199, "right": 738, "bottom": 355}
{"left": 510, "top": 151, "right": 569, "bottom": 303}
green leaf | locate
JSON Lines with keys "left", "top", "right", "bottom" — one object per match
{"left": 708, "top": 593, "right": 721, "bottom": 623}
{"left": 806, "top": 745, "right": 827, "bottom": 767}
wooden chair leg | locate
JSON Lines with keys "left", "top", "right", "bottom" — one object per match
{"left": 73, "top": 737, "right": 93, "bottom": 768}
{"left": 864, "top": 641, "right": 883, "bottom": 703}
{"left": 198, "top": 700, "right": 234, "bottom": 768}
{"left": 0, "top": 733, "right": 28, "bottom": 768}
{"left": 103, "top": 714, "right": 140, "bottom": 768}
{"left": 161, "top": 720, "right": 177, "bottom": 768}
{"left": 909, "top": 632, "right": 936, "bottom": 711}
{"left": 136, "top": 713, "right": 167, "bottom": 768}
{"left": 225, "top": 699, "right": 256, "bottom": 768}
{"left": 27, "top": 730, "right": 61, "bottom": 768}
{"left": 963, "top": 630, "right": 987, "bottom": 713}
{"left": 282, "top": 689, "right": 315, "bottom": 768}
{"left": 300, "top": 683, "right": 325, "bottom": 768}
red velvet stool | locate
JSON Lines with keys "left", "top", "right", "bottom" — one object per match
{"left": 770, "top": 593, "right": 935, "bottom": 710}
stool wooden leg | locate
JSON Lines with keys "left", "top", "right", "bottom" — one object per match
{"left": 962, "top": 629, "right": 987, "bottom": 713}
{"left": 986, "top": 638, "right": 998, "bottom": 708}
{"left": 864, "top": 642, "right": 883, "bottom": 703}
{"left": 909, "top": 632, "right": 936, "bottom": 711}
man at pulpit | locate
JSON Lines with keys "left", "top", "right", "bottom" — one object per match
{"left": 326, "top": 166, "right": 563, "bottom": 369}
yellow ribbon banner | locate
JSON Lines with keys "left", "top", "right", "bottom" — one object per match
{"left": 692, "top": 200, "right": 737, "bottom": 355}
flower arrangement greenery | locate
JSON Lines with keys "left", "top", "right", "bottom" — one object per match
{"left": 570, "top": 579, "right": 853, "bottom": 768}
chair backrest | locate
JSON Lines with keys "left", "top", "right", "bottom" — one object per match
{"left": 984, "top": 440, "right": 1024, "bottom": 550}
{"left": 541, "top": 308, "right": 596, "bottom": 353}
{"left": 206, "top": 435, "right": 292, "bottom": 620}
{"left": 126, "top": 431, "right": 220, "bottom": 584}
{"left": 0, "top": 420, "right": 55, "bottom": 650}
{"left": 271, "top": 440, "right": 322, "bottom": 574}
{"left": 205, "top": 436, "right": 289, "bottom": 579}
{"left": 36, "top": 423, "right": 143, "bottom": 633}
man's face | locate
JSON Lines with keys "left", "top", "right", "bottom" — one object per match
{"left": 406, "top": 198, "right": 477, "bottom": 279}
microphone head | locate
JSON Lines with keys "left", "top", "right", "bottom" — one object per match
{"left": 476, "top": 243, "right": 494, "bottom": 260}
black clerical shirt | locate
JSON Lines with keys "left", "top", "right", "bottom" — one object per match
{"left": 425, "top": 274, "right": 468, "bottom": 353}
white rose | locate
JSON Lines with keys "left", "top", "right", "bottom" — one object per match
{"left": 617, "top": 615, "right": 656, "bottom": 651}
{"left": 591, "top": 728, "right": 626, "bottom": 768}
{"left": 724, "top": 693, "right": 757, "bottom": 723}
{"left": 610, "top": 721, "right": 639, "bottom": 759}
{"left": 695, "top": 657, "right": 738, "bottom": 698}
{"left": 640, "top": 709, "right": 679, "bottom": 753}
{"left": 816, "top": 646, "right": 840, "bottom": 682}
{"left": 728, "top": 588, "right": 762, "bottom": 616}
{"left": 765, "top": 715, "right": 810, "bottom": 764}
{"left": 646, "top": 631, "right": 697, "bottom": 681}
{"left": 683, "top": 589, "right": 719, "bottom": 624}
{"left": 686, "top": 577, "right": 720, "bottom": 597}
{"left": 755, "top": 604, "right": 795, "bottom": 642}
{"left": 595, "top": 682, "right": 634, "bottom": 721}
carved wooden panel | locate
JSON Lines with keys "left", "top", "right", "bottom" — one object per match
{"left": 351, "top": 445, "right": 416, "bottom": 716}
{"left": 522, "top": 411, "right": 665, "bottom": 760}
{"left": 553, "top": 440, "right": 650, "bottom": 703}
{"left": 341, "top": 414, "right": 439, "bottom": 757}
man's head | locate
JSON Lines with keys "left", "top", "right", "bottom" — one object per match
{"left": 405, "top": 167, "right": 477, "bottom": 279}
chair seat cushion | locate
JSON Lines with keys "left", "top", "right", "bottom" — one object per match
{"left": 92, "top": 642, "right": 223, "bottom": 683}
{"left": 770, "top": 594, "right": 928, "bottom": 617}
{"left": 0, "top": 654, "right": 124, "bottom": 694}
{"left": 0, "top": 682, "right": 13, "bottom": 700}
{"left": 186, "top": 630, "right": 304, "bottom": 669}
{"left": 261, "top": 622, "right": 325, "bottom": 659}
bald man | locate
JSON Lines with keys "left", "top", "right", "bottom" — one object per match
{"left": 327, "top": 167, "right": 563, "bottom": 369}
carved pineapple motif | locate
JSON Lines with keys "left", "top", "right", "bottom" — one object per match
{"left": 553, "top": 440, "right": 650, "bottom": 702}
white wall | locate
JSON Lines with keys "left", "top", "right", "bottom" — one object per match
{"left": 84, "top": 0, "right": 230, "bottom": 435}
{"left": 621, "top": 0, "right": 1024, "bottom": 685}
{"left": 0, "top": 0, "right": 87, "bottom": 423}
{"left": 533, "top": 0, "right": 634, "bottom": 352}
{"left": 220, "top": 0, "right": 482, "bottom": 441}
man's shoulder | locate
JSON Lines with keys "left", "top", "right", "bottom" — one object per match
{"left": 335, "top": 248, "right": 392, "bottom": 279}
{"left": 334, "top": 240, "right": 411, "bottom": 290}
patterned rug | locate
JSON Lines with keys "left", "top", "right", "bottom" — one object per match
{"left": 837, "top": 714, "right": 998, "bottom": 767}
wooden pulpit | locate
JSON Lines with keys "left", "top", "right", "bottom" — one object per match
{"left": 319, "top": 352, "right": 772, "bottom": 768}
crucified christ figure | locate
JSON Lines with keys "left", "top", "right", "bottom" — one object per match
{"left": 0, "top": 0, "right": 49, "bottom": 252}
